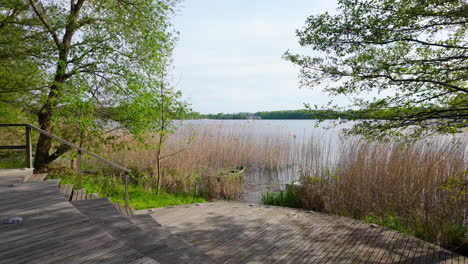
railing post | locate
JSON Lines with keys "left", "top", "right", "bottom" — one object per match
{"left": 77, "top": 150, "right": 82, "bottom": 189}
{"left": 125, "top": 172, "right": 129, "bottom": 207}
{"left": 25, "top": 126, "right": 33, "bottom": 168}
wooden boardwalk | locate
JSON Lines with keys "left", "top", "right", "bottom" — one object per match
{"left": 1, "top": 168, "right": 466, "bottom": 263}
{"left": 146, "top": 202, "right": 467, "bottom": 264}
{"left": 0, "top": 170, "right": 158, "bottom": 264}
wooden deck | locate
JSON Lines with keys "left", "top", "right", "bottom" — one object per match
{"left": 146, "top": 202, "right": 467, "bottom": 264}
{"left": 0, "top": 170, "right": 158, "bottom": 264}
{"left": 1, "top": 168, "right": 466, "bottom": 264}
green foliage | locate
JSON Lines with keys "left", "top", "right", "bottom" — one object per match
{"left": 0, "top": 0, "right": 183, "bottom": 169}
{"left": 363, "top": 212, "right": 466, "bottom": 248}
{"left": 363, "top": 213, "right": 416, "bottom": 236}
{"left": 48, "top": 171, "right": 206, "bottom": 210}
{"left": 440, "top": 175, "right": 468, "bottom": 201}
{"left": 262, "top": 186, "right": 302, "bottom": 208}
{"left": 286, "top": 0, "right": 468, "bottom": 140}
{"left": 0, "top": 151, "right": 25, "bottom": 169}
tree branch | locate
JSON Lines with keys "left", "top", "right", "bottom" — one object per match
{"left": 28, "top": 0, "right": 61, "bottom": 48}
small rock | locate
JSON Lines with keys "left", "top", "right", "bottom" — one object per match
{"left": 4, "top": 216, "right": 23, "bottom": 224}
{"left": 195, "top": 203, "right": 201, "bottom": 206}
{"left": 441, "top": 250, "right": 452, "bottom": 256}
{"left": 369, "top": 224, "right": 379, "bottom": 228}
{"left": 249, "top": 204, "right": 254, "bottom": 207}
{"left": 308, "top": 210, "right": 315, "bottom": 214}
{"left": 147, "top": 209, "right": 154, "bottom": 212}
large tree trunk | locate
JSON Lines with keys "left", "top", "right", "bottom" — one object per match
{"left": 33, "top": 110, "right": 54, "bottom": 172}
{"left": 33, "top": 71, "right": 68, "bottom": 172}
{"left": 30, "top": 2, "right": 80, "bottom": 172}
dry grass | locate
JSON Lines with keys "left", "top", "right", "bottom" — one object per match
{"left": 92, "top": 123, "right": 295, "bottom": 199}
{"left": 77, "top": 122, "right": 466, "bottom": 249}
{"left": 300, "top": 137, "right": 467, "bottom": 249}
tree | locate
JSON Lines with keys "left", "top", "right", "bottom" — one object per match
{"left": 149, "top": 62, "right": 189, "bottom": 194}
{"left": 285, "top": 0, "right": 468, "bottom": 140}
{"left": 0, "top": 0, "right": 180, "bottom": 171}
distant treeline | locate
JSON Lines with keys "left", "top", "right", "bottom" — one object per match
{"left": 186, "top": 108, "right": 464, "bottom": 121}
{"left": 186, "top": 110, "right": 364, "bottom": 120}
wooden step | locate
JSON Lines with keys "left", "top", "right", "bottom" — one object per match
{"left": 72, "top": 189, "right": 87, "bottom": 201}
{"left": 0, "top": 175, "right": 158, "bottom": 264}
{"left": 86, "top": 193, "right": 99, "bottom": 200}
{"left": 72, "top": 199, "right": 218, "bottom": 264}
{"left": 59, "top": 184, "right": 74, "bottom": 200}
{"left": 113, "top": 202, "right": 135, "bottom": 217}
{"left": 22, "top": 173, "right": 48, "bottom": 183}
{"left": 130, "top": 214, "right": 219, "bottom": 264}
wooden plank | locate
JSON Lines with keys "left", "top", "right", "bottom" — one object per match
{"left": 25, "top": 126, "right": 32, "bottom": 168}
{"left": 72, "top": 189, "right": 79, "bottom": 201}
{"left": 80, "top": 188, "right": 87, "bottom": 201}
{"left": 26, "top": 173, "right": 48, "bottom": 182}
{"left": 0, "top": 171, "right": 159, "bottom": 264}
{"left": 129, "top": 206, "right": 135, "bottom": 217}
{"left": 72, "top": 189, "right": 86, "bottom": 201}
{"left": 0, "top": 145, "right": 26, "bottom": 150}
{"left": 124, "top": 206, "right": 133, "bottom": 217}
{"left": 65, "top": 184, "right": 73, "bottom": 200}
{"left": 114, "top": 202, "right": 124, "bottom": 215}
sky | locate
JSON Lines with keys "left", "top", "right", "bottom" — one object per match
{"left": 172, "top": 0, "right": 341, "bottom": 114}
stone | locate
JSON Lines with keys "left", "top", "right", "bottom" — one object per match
{"left": 369, "top": 224, "right": 379, "bottom": 228}
{"left": 441, "top": 250, "right": 452, "bottom": 255}
{"left": 4, "top": 216, "right": 23, "bottom": 224}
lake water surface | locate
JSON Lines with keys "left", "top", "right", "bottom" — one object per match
{"left": 180, "top": 119, "right": 467, "bottom": 203}
{"left": 182, "top": 119, "right": 351, "bottom": 202}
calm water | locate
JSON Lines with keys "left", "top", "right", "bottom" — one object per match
{"left": 181, "top": 119, "right": 467, "bottom": 203}
{"left": 182, "top": 119, "right": 350, "bottom": 203}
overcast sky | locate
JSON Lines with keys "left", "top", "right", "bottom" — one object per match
{"left": 172, "top": 0, "right": 340, "bottom": 114}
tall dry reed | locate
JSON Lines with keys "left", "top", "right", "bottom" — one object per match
{"left": 300, "top": 137, "right": 467, "bottom": 249}
{"left": 96, "top": 123, "right": 295, "bottom": 199}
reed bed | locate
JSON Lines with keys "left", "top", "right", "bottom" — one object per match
{"left": 298, "top": 137, "right": 467, "bottom": 250}
{"left": 77, "top": 122, "right": 466, "bottom": 249}
{"left": 91, "top": 122, "right": 295, "bottom": 199}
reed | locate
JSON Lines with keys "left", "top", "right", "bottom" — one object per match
{"left": 90, "top": 122, "right": 295, "bottom": 199}
{"left": 298, "top": 137, "right": 467, "bottom": 250}
{"left": 74, "top": 121, "right": 466, "bottom": 249}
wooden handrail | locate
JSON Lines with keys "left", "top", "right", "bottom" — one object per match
{"left": 0, "top": 123, "right": 131, "bottom": 207}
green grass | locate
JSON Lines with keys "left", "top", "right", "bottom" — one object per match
{"left": 363, "top": 213, "right": 416, "bottom": 236}
{"left": 48, "top": 172, "right": 206, "bottom": 210}
{"left": 262, "top": 186, "right": 302, "bottom": 208}
{"left": 0, "top": 151, "right": 26, "bottom": 169}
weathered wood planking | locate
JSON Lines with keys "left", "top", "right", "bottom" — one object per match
{"left": 73, "top": 199, "right": 218, "bottom": 264}
{"left": 22, "top": 173, "right": 47, "bottom": 182}
{"left": 147, "top": 201, "right": 468, "bottom": 264}
{"left": 112, "top": 201, "right": 136, "bottom": 217}
{"left": 59, "top": 183, "right": 74, "bottom": 200}
{"left": 71, "top": 188, "right": 87, "bottom": 201}
{"left": 0, "top": 171, "right": 158, "bottom": 264}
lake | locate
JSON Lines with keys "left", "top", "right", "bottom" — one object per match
{"left": 180, "top": 119, "right": 467, "bottom": 203}
{"left": 181, "top": 119, "right": 353, "bottom": 202}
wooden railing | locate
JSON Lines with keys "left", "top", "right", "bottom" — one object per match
{"left": 0, "top": 123, "right": 131, "bottom": 207}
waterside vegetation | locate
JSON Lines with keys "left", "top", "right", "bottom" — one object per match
{"left": 263, "top": 138, "right": 468, "bottom": 252}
